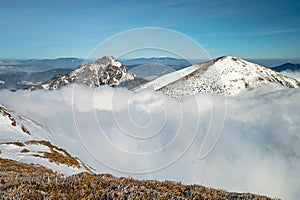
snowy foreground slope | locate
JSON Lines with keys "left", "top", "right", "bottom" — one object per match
{"left": 0, "top": 106, "right": 92, "bottom": 176}
{"left": 137, "top": 56, "right": 300, "bottom": 96}
{"left": 30, "top": 56, "right": 136, "bottom": 90}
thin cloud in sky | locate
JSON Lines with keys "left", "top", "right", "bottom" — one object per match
{"left": 248, "top": 29, "right": 300, "bottom": 36}
{"left": 198, "top": 28, "right": 300, "bottom": 37}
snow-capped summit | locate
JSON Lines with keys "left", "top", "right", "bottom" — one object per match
{"left": 31, "top": 56, "right": 136, "bottom": 90}
{"left": 137, "top": 56, "right": 300, "bottom": 96}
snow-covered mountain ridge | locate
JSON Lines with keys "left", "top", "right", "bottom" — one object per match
{"left": 29, "top": 55, "right": 300, "bottom": 96}
{"left": 137, "top": 56, "right": 300, "bottom": 96}
{"left": 0, "top": 106, "right": 92, "bottom": 175}
{"left": 31, "top": 56, "right": 136, "bottom": 90}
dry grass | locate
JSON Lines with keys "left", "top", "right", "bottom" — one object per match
{"left": 25, "top": 140, "right": 81, "bottom": 168}
{"left": 2, "top": 141, "right": 25, "bottom": 147}
{"left": 0, "top": 158, "right": 277, "bottom": 200}
{"left": 1, "top": 140, "right": 83, "bottom": 169}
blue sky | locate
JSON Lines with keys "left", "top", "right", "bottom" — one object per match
{"left": 0, "top": 0, "right": 300, "bottom": 60}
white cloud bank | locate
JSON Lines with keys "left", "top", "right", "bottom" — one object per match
{"left": 0, "top": 85, "right": 299, "bottom": 200}
{"left": 281, "top": 70, "right": 300, "bottom": 82}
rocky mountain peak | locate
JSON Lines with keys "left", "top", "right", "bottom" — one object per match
{"left": 30, "top": 56, "right": 136, "bottom": 90}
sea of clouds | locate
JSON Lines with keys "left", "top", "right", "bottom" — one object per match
{"left": 281, "top": 70, "right": 300, "bottom": 82}
{"left": 0, "top": 85, "right": 299, "bottom": 199}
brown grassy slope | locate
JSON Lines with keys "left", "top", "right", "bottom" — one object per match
{"left": 25, "top": 140, "right": 81, "bottom": 168}
{"left": 1, "top": 140, "right": 90, "bottom": 170}
{"left": 0, "top": 158, "right": 276, "bottom": 200}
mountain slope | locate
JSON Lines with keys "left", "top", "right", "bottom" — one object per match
{"left": 137, "top": 56, "right": 300, "bottom": 96}
{"left": 0, "top": 158, "right": 273, "bottom": 199}
{"left": 0, "top": 106, "right": 92, "bottom": 175}
{"left": 31, "top": 56, "right": 136, "bottom": 90}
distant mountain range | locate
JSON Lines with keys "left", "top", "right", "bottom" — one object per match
{"left": 120, "top": 57, "right": 192, "bottom": 80}
{"left": 0, "top": 58, "right": 84, "bottom": 70}
{"left": 1, "top": 57, "right": 300, "bottom": 94}
{"left": 0, "top": 58, "right": 83, "bottom": 90}
{"left": 0, "top": 68, "right": 73, "bottom": 90}
{"left": 271, "top": 63, "right": 300, "bottom": 72}
{"left": 121, "top": 57, "right": 191, "bottom": 69}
